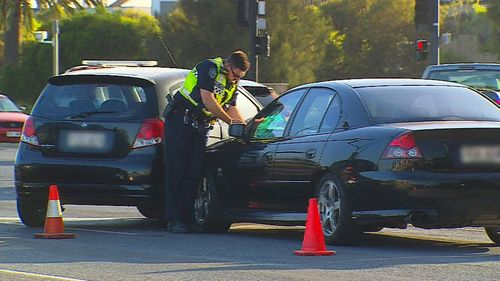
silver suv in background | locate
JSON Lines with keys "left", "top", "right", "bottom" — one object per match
{"left": 422, "top": 63, "right": 500, "bottom": 104}
{"left": 239, "top": 80, "right": 278, "bottom": 107}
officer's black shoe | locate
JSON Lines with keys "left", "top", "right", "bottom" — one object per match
{"left": 167, "top": 220, "right": 190, "bottom": 234}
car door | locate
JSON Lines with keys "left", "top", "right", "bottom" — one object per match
{"left": 272, "top": 87, "right": 340, "bottom": 211}
{"left": 219, "top": 89, "right": 307, "bottom": 210}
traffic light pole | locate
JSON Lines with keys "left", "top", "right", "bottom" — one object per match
{"left": 247, "top": 0, "right": 257, "bottom": 81}
{"left": 429, "top": 0, "right": 439, "bottom": 65}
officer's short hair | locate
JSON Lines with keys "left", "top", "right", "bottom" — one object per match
{"left": 226, "top": 50, "right": 250, "bottom": 72}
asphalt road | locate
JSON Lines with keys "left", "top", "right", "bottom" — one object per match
{"left": 0, "top": 143, "right": 498, "bottom": 281}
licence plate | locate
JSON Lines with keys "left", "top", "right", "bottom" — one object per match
{"left": 60, "top": 130, "right": 112, "bottom": 153}
{"left": 6, "top": 131, "right": 21, "bottom": 137}
{"left": 460, "top": 145, "right": 500, "bottom": 164}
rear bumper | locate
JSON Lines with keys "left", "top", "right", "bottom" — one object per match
{"left": 351, "top": 171, "right": 500, "bottom": 227}
{"left": 15, "top": 143, "right": 163, "bottom": 206}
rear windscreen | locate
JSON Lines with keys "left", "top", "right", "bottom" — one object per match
{"left": 32, "top": 82, "right": 157, "bottom": 120}
{"left": 357, "top": 85, "right": 500, "bottom": 124}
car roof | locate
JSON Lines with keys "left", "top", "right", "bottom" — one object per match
{"left": 424, "top": 63, "right": 500, "bottom": 71}
{"left": 59, "top": 67, "right": 190, "bottom": 85}
{"left": 294, "top": 78, "right": 465, "bottom": 89}
{"left": 239, "top": 79, "right": 269, "bottom": 88}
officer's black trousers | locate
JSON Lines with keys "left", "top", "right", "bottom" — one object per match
{"left": 163, "top": 112, "right": 208, "bottom": 222}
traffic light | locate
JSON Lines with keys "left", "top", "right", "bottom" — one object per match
{"left": 415, "top": 39, "right": 429, "bottom": 61}
{"left": 255, "top": 33, "right": 270, "bottom": 57}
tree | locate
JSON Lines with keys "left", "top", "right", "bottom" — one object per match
{"left": 60, "top": 8, "right": 159, "bottom": 70}
{"left": 319, "top": 0, "right": 419, "bottom": 79}
{"left": 0, "top": 0, "right": 103, "bottom": 68}
{"left": 160, "top": 0, "right": 248, "bottom": 68}
{"left": 258, "top": 0, "right": 333, "bottom": 86}
{"left": 0, "top": 9, "right": 159, "bottom": 108}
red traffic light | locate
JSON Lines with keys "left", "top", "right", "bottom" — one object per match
{"left": 416, "top": 39, "right": 428, "bottom": 51}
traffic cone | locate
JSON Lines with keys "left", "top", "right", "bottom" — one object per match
{"left": 34, "top": 185, "right": 75, "bottom": 239}
{"left": 294, "top": 198, "right": 336, "bottom": 256}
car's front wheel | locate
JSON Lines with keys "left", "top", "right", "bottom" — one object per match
{"left": 193, "top": 170, "right": 231, "bottom": 233}
{"left": 17, "top": 197, "right": 46, "bottom": 227}
{"left": 316, "top": 173, "right": 360, "bottom": 245}
{"left": 485, "top": 227, "right": 500, "bottom": 245}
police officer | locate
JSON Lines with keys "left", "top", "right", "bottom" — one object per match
{"left": 162, "top": 50, "right": 250, "bottom": 233}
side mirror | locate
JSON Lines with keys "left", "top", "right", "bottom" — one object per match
{"left": 228, "top": 123, "right": 246, "bottom": 138}
{"left": 18, "top": 106, "right": 27, "bottom": 112}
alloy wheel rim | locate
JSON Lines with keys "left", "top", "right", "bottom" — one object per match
{"left": 194, "top": 177, "right": 210, "bottom": 223}
{"left": 317, "top": 179, "right": 341, "bottom": 236}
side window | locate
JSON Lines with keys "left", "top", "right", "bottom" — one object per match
{"left": 319, "top": 95, "right": 340, "bottom": 133}
{"left": 252, "top": 89, "right": 306, "bottom": 139}
{"left": 289, "top": 88, "right": 336, "bottom": 136}
{"left": 236, "top": 90, "right": 260, "bottom": 121}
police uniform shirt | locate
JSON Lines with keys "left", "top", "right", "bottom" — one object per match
{"left": 192, "top": 59, "right": 238, "bottom": 109}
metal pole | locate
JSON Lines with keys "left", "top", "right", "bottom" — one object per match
{"left": 53, "top": 20, "right": 59, "bottom": 75}
{"left": 429, "top": 0, "right": 439, "bottom": 65}
{"left": 248, "top": 0, "right": 257, "bottom": 81}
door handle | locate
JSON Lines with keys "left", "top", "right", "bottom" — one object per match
{"left": 305, "top": 149, "right": 316, "bottom": 159}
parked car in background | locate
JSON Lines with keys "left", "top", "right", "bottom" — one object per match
{"left": 422, "top": 63, "right": 500, "bottom": 104}
{"left": 240, "top": 79, "right": 278, "bottom": 106}
{"left": 194, "top": 78, "right": 500, "bottom": 245}
{"left": 0, "top": 94, "right": 28, "bottom": 142}
{"left": 15, "top": 62, "right": 263, "bottom": 227}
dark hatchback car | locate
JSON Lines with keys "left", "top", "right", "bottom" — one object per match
{"left": 193, "top": 79, "right": 500, "bottom": 245}
{"left": 15, "top": 65, "right": 262, "bottom": 227}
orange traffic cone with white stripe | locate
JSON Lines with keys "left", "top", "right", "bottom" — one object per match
{"left": 294, "top": 198, "right": 335, "bottom": 256}
{"left": 34, "top": 185, "right": 75, "bottom": 239}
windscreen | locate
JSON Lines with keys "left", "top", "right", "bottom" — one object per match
{"left": 357, "top": 85, "right": 500, "bottom": 124}
{"left": 428, "top": 69, "right": 500, "bottom": 91}
{"left": 0, "top": 97, "right": 21, "bottom": 112}
{"left": 32, "top": 82, "right": 157, "bottom": 120}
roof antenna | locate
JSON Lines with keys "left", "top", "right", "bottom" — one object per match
{"left": 152, "top": 24, "right": 177, "bottom": 66}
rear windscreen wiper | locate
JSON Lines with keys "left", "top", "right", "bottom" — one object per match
{"left": 70, "top": 110, "right": 117, "bottom": 119}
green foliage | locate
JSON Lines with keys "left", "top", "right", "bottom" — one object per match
{"left": 160, "top": 0, "right": 248, "bottom": 68}
{"left": 0, "top": 42, "right": 52, "bottom": 108}
{"left": 258, "top": 1, "right": 332, "bottom": 86}
{"left": 486, "top": 0, "right": 500, "bottom": 58}
{"left": 0, "top": 9, "right": 159, "bottom": 107}
{"left": 60, "top": 9, "right": 159, "bottom": 70}
{"left": 319, "top": 0, "right": 421, "bottom": 79}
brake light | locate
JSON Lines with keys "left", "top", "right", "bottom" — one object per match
{"left": 20, "top": 116, "right": 39, "bottom": 146}
{"left": 382, "top": 132, "right": 422, "bottom": 159}
{"left": 132, "top": 118, "right": 164, "bottom": 149}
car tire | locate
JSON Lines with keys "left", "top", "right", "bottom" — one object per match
{"left": 136, "top": 205, "right": 160, "bottom": 219}
{"left": 485, "top": 227, "right": 500, "bottom": 245}
{"left": 316, "top": 173, "right": 360, "bottom": 245}
{"left": 194, "top": 170, "right": 231, "bottom": 233}
{"left": 17, "top": 197, "right": 46, "bottom": 227}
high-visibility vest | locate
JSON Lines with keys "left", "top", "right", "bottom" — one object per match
{"left": 178, "top": 57, "right": 237, "bottom": 119}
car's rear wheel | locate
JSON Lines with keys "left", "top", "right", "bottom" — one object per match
{"left": 194, "top": 170, "right": 231, "bottom": 233}
{"left": 485, "top": 227, "right": 500, "bottom": 245}
{"left": 316, "top": 173, "right": 360, "bottom": 245}
{"left": 17, "top": 197, "right": 46, "bottom": 227}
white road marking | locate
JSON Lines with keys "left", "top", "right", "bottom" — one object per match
{"left": 0, "top": 268, "right": 87, "bottom": 281}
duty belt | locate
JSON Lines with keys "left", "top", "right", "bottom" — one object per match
{"left": 183, "top": 109, "right": 214, "bottom": 131}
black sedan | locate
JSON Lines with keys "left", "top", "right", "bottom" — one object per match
{"left": 194, "top": 79, "right": 500, "bottom": 245}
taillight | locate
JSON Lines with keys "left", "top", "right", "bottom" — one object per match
{"left": 20, "top": 116, "right": 39, "bottom": 146}
{"left": 132, "top": 118, "right": 164, "bottom": 149}
{"left": 382, "top": 132, "right": 423, "bottom": 159}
